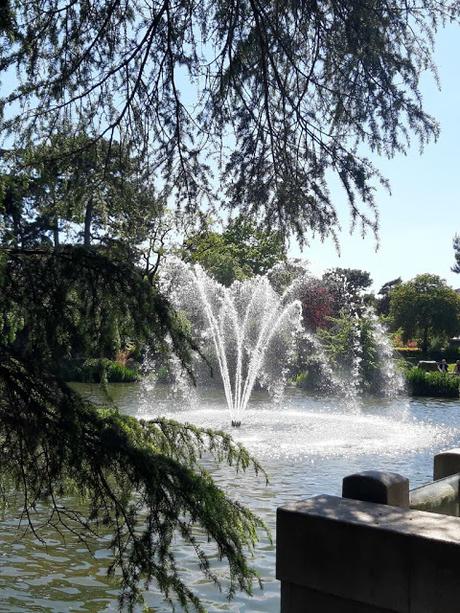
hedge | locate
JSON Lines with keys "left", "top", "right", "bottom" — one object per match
{"left": 405, "top": 368, "right": 460, "bottom": 398}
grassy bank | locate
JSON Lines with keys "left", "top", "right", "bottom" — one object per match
{"left": 293, "top": 366, "right": 460, "bottom": 399}
{"left": 405, "top": 368, "right": 460, "bottom": 398}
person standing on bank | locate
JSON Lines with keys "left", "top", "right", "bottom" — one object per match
{"left": 438, "top": 359, "right": 449, "bottom": 373}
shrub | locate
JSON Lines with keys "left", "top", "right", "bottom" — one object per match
{"left": 61, "top": 358, "right": 140, "bottom": 383}
{"left": 406, "top": 368, "right": 459, "bottom": 398}
{"left": 397, "top": 347, "right": 460, "bottom": 364}
{"left": 292, "top": 371, "right": 309, "bottom": 389}
{"left": 104, "top": 361, "right": 140, "bottom": 383}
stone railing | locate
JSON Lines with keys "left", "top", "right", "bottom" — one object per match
{"left": 276, "top": 449, "right": 460, "bottom": 613}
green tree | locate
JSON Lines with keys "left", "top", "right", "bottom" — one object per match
{"left": 1, "top": 1, "right": 457, "bottom": 241}
{"left": 389, "top": 274, "right": 460, "bottom": 352}
{"left": 0, "top": 245, "right": 266, "bottom": 610}
{"left": 2, "top": 135, "right": 163, "bottom": 249}
{"left": 318, "top": 314, "right": 381, "bottom": 394}
{"left": 0, "top": 173, "right": 57, "bottom": 247}
{"left": 322, "top": 268, "right": 373, "bottom": 315}
{"left": 376, "top": 277, "right": 402, "bottom": 316}
{"left": 266, "top": 259, "right": 309, "bottom": 295}
{"left": 182, "top": 218, "right": 286, "bottom": 286}
{"left": 0, "top": 139, "right": 268, "bottom": 611}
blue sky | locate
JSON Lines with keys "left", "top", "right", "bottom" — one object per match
{"left": 293, "top": 23, "right": 460, "bottom": 292}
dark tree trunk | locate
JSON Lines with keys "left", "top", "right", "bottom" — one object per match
{"left": 83, "top": 198, "right": 94, "bottom": 246}
{"left": 422, "top": 327, "right": 429, "bottom": 354}
{"left": 53, "top": 218, "right": 59, "bottom": 247}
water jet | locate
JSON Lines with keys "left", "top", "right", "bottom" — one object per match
{"left": 162, "top": 260, "right": 303, "bottom": 426}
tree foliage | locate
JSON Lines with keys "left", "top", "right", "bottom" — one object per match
{"left": 1, "top": 1, "right": 458, "bottom": 241}
{"left": 376, "top": 277, "right": 402, "bottom": 316}
{"left": 0, "top": 245, "right": 190, "bottom": 365}
{"left": 322, "top": 267, "right": 373, "bottom": 315}
{"left": 182, "top": 217, "right": 286, "bottom": 286}
{"left": 389, "top": 274, "right": 460, "bottom": 352}
{"left": 0, "top": 353, "right": 266, "bottom": 610}
{"left": 0, "top": 245, "right": 267, "bottom": 610}
{"left": 298, "top": 278, "right": 335, "bottom": 332}
{"left": 319, "top": 314, "right": 379, "bottom": 393}
{"left": 452, "top": 234, "right": 460, "bottom": 274}
{"left": 1, "top": 135, "right": 163, "bottom": 249}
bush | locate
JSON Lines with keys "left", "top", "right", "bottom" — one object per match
{"left": 292, "top": 371, "right": 309, "bottom": 389}
{"left": 103, "top": 361, "right": 140, "bottom": 383}
{"left": 61, "top": 358, "right": 140, "bottom": 383}
{"left": 406, "top": 368, "right": 459, "bottom": 398}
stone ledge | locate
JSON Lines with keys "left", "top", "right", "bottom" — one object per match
{"left": 281, "top": 583, "right": 398, "bottom": 613}
{"left": 277, "top": 495, "right": 460, "bottom": 613}
{"left": 342, "top": 470, "right": 409, "bottom": 508}
{"left": 410, "top": 473, "right": 460, "bottom": 512}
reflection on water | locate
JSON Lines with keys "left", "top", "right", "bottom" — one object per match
{"left": 1, "top": 385, "right": 460, "bottom": 611}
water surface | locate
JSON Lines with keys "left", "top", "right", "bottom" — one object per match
{"left": 1, "top": 385, "right": 459, "bottom": 612}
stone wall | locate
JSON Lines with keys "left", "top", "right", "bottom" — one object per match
{"left": 277, "top": 458, "right": 460, "bottom": 613}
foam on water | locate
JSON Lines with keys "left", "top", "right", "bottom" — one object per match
{"left": 139, "top": 394, "right": 454, "bottom": 461}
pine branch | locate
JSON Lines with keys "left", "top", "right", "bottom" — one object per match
{"left": 0, "top": 354, "right": 269, "bottom": 611}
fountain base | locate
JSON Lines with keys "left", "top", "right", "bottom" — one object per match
{"left": 231, "top": 420, "right": 241, "bottom": 428}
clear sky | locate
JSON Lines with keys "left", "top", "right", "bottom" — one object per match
{"left": 291, "top": 23, "right": 460, "bottom": 292}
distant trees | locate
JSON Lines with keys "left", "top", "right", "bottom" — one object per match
{"left": 1, "top": 135, "right": 164, "bottom": 250}
{"left": 299, "top": 279, "right": 335, "bottom": 332}
{"left": 286, "top": 268, "right": 373, "bottom": 349}
{"left": 182, "top": 217, "right": 286, "bottom": 286}
{"left": 322, "top": 267, "right": 373, "bottom": 316}
{"left": 389, "top": 274, "right": 460, "bottom": 352}
{"left": 376, "top": 278, "right": 402, "bottom": 316}
{"left": 452, "top": 234, "right": 460, "bottom": 274}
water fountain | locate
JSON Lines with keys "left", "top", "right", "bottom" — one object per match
{"left": 161, "top": 260, "right": 304, "bottom": 426}
{"left": 158, "top": 260, "right": 408, "bottom": 428}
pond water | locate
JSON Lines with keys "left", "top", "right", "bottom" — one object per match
{"left": 1, "top": 385, "right": 460, "bottom": 612}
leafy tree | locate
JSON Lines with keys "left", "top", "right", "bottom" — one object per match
{"left": 1, "top": 1, "right": 458, "bottom": 241}
{"left": 0, "top": 174, "right": 57, "bottom": 247}
{"left": 267, "top": 259, "right": 310, "bottom": 295}
{"left": 322, "top": 267, "right": 372, "bottom": 314}
{"left": 389, "top": 274, "right": 460, "bottom": 352}
{"left": 318, "top": 313, "right": 384, "bottom": 394}
{"left": 376, "top": 277, "right": 402, "bottom": 316}
{"left": 182, "top": 218, "right": 286, "bottom": 286}
{"left": 2, "top": 135, "right": 163, "bottom": 249}
{"left": 0, "top": 90, "right": 268, "bottom": 613}
{"left": 298, "top": 279, "right": 335, "bottom": 332}
{"left": 0, "top": 245, "right": 266, "bottom": 610}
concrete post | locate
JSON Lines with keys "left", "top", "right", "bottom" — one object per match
{"left": 433, "top": 448, "right": 460, "bottom": 480}
{"left": 342, "top": 470, "right": 409, "bottom": 508}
